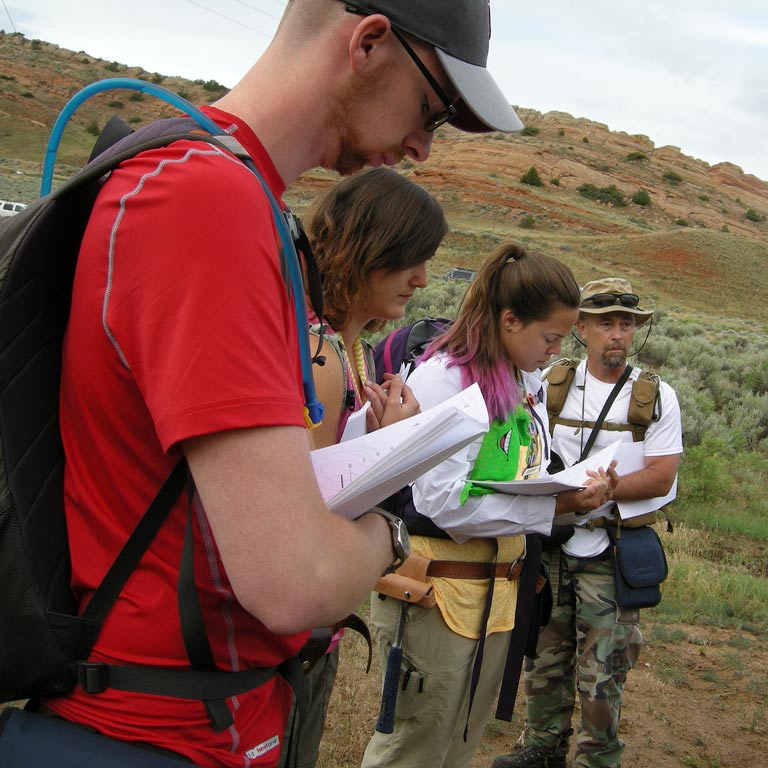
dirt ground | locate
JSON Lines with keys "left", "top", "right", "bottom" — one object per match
{"left": 319, "top": 620, "right": 768, "bottom": 768}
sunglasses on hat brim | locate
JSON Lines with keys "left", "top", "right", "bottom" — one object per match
{"left": 581, "top": 292, "right": 640, "bottom": 309}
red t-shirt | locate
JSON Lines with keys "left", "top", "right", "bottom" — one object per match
{"left": 48, "top": 107, "right": 309, "bottom": 767}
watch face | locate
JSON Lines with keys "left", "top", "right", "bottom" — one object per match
{"left": 392, "top": 517, "right": 410, "bottom": 561}
{"left": 370, "top": 508, "right": 410, "bottom": 571}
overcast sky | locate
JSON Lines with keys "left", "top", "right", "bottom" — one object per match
{"left": 4, "top": 0, "right": 767, "bottom": 181}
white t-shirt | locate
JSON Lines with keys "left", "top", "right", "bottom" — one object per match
{"left": 408, "top": 354, "right": 556, "bottom": 544}
{"left": 547, "top": 361, "right": 683, "bottom": 558}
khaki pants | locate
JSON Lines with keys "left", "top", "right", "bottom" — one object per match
{"left": 361, "top": 594, "right": 512, "bottom": 768}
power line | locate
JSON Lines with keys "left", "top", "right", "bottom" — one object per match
{"left": 184, "top": 0, "right": 278, "bottom": 38}
{"left": 1, "top": 0, "right": 17, "bottom": 33}
{"left": 231, "top": 0, "right": 284, "bottom": 24}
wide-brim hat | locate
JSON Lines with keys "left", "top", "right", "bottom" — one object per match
{"left": 343, "top": 0, "right": 523, "bottom": 133}
{"left": 579, "top": 278, "right": 653, "bottom": 327}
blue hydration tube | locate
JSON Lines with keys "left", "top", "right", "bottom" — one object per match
{"left": 42, "top": 78, "right": 324, "bottom": 427}
{"left": 40, "top": 78, "right": 222, "bottom": 196}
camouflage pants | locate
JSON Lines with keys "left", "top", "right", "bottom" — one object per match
{"left": 522, "top": 550, "right": 642, "bottom": 768}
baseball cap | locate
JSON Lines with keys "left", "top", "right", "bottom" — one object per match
{"left": 342, "top": 0, "right": 523, "bottom": 133}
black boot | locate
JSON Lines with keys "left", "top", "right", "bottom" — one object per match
{"left": 492, "top": 744, "right": 567, "bottom": 768}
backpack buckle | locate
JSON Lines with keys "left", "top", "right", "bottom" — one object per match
{"left": 77, "top": 662, "right": 109, "bottom": 694}
{"left": 283, "top": 207, "right": 300, "bottom": 240}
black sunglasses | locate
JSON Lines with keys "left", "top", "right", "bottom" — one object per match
{"left": 345, "top": 4, "right": 457, "bottom": 132}
{"left": 582, "top": 293, "right": 640, "bottom": 309}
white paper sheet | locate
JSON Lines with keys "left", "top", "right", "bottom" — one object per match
{"left": 312, "top": 383, "right": 489, "bottom": 519}
{"left": 339, "top": 401, "right": 370, "bottom": 442}
{"left": 473, "top": 441, "right": 621, "bottom": 496}
{"left": 613, "top": 442, "right": 678, "bottom": 519}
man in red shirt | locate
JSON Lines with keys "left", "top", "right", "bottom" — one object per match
{"left": 48, "top": 1, "right": 524, "bottom": 765}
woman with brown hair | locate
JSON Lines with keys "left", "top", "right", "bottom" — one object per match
{"left": 304, "top": 166, "right": 449, "bottom": 450}
{"left": 280, "top": 167, "right": 448, "bottom": 768}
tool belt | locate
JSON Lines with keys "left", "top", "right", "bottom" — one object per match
{"left": 374, "top": 553, "right": 524, "bottom": 608}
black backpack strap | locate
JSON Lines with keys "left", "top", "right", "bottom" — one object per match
{"left": 461, "top": 538, "right": 499, "bottom": 742}
{"left": 495, "top": 533, "right": 543, "bottom": 721}
{"left": 290, "top": 217, "right": 324, "bottom": 340}
{"left": 88, "top": 116, "right": 134, "bottom": 162}
{"left": 177, "top": 477, "right": 307, "bottom": 731}
{"left": 577, "top": 364, "right": 632, "bottom": 462}
{"left": 74, "top": 462, "right": 304, "bottom": 730}
{"left": 75, "top": 460, "right": 188, "bottom": 656}
{"left": 75, "top": 659, "right": 294, "bottom": 702}
{"left": 50, "top": 130, "right": 244, "bottom": 208}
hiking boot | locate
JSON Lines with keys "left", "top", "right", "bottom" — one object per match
{"left": 492, "top": 744, "right": 567, "bottom": 768}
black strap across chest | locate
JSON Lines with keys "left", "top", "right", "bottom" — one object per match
{"left": 577, "top": 364, "right": 632, "bottom": 462}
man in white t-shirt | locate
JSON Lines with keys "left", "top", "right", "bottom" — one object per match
{"left": 493, "top": 278, "right": 683, "bottom": 768}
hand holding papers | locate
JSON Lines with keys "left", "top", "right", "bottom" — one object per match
{"left": 472, "top": 442, "right": 622, "bottom": 527}
{"left": 312, "top": 383, "right": 489, "bottom": 520}
{"left": 473, "top": 441, "right": 621, "bottom": 496}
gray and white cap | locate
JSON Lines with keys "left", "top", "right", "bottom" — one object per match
{"left": 343, "top": 0, "right": 523, "bottom": 133}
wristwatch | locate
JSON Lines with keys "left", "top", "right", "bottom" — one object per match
{"left": 366, "top": 507, "right": 410, "bottom": 575}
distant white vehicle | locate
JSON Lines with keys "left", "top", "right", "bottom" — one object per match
{"left": 0, "top": 200, "right": 28, "bottom": 217}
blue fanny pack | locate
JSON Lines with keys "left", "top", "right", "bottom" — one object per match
{"left": 606, "top": 524, "right": 668, "bottom": 610}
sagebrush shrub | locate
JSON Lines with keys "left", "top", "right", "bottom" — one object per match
{"left": 520, "top": 167, "right": 543, "bottom": 186}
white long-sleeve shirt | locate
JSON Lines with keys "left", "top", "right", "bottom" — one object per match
{"left": 408, "top": 355, "right": 556, "bottom": 544}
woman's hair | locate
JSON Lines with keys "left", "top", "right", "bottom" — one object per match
{"left": 304, "top": 168, "right": 448, "bottom": 332}
{"left": 424, "top": 242, "right": 580, "bottom": 421}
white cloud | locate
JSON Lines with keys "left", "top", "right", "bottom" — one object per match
{"left": 489, "top": 0, "right": 768, "bottom": 178}
{"left": 5, "top": 0, "right": 768, "bottom": 179}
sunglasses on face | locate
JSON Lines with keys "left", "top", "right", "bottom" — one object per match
{"left": 581, "top": 293, "right": 640, "bottom": 309}
{"left": 344, "top": 3, "right": 457, "bottom": 132}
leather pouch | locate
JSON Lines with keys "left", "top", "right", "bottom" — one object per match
{"left": 374, "top": 554, "right": 436, "bottom": 608}
{"left": 544, "top": 361, "right": 575, "bottom": 416}
{"left": 627, "top": 373, "right": 658, "bottom": 427}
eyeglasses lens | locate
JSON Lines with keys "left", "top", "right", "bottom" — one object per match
{"left": 389, "top": 26, "right": 457, "bottom": 132}
{"left": 344, "top": 5, "right": 457, "bottom": 132}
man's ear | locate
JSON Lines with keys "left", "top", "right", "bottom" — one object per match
{"left": 348, "top": 14, "right": 393, "bottom": 73}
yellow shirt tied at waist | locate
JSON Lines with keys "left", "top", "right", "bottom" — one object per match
{"left": 414, "top": 403, "right": 542, "bottom": 639}
{"left": 411, "top": 535, "right": 526, "bottom": 639}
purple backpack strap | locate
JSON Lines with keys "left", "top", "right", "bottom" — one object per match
{"left": 372, "top": 326, "right": 411, "bottom": 385}
{"left": 381, "top": 331, "right": 398, "bottom": 376}
{"left": 373, "top": 317, "right": 453, "bottom": 386}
